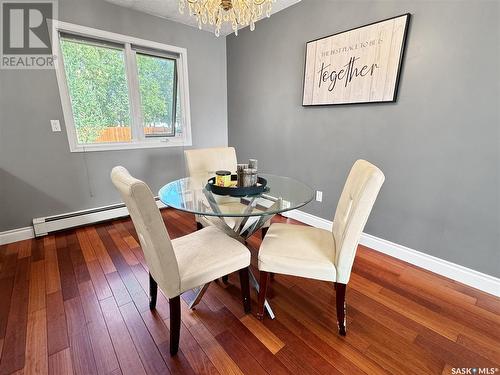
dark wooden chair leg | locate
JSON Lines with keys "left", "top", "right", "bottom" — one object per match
{"left": 196, "top": 221, "right": 204, "bottom": 231}
{"left": 169, "top": 296, "right": 181, "bottom": 355}
{"left": 149, "top": 273, "right": 157, "bottom": 309}
{"left": 239, "top": 267, "right": 251, "bottom": 313}
{"left": 335, "top": 282, "right": 347, "bottom": 336}
{"left": 256, "top": 271, "right": 269, "bottom": 320}
{"left": 221, "top": 274, "right": 229, "bottom": 284}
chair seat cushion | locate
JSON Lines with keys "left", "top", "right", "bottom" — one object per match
{"left": 198, "top": 214, "right": 269, "bottom": 232}
{"left": 197, "top": 214, "right": 238, "bottom": 229}
{"left": 197, "top": 196, "right": 271, "bottom": 230}
{"left": 258, "top": 223, "right": 337, "bottom": 282}
{"left": 173, "top": 226, "right": 250, "bottom": 293}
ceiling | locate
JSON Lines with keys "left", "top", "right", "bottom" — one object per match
{"left": 104, "top": 0, "right": 301, "bottom": 36}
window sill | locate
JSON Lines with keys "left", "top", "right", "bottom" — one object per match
{"left": 69, "top": 138, "right": 192, "bottom": 152}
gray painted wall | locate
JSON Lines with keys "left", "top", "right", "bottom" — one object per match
{"left": 227, "top": 0, "right": 500, "bottom": 276}
{"left": 0, "top": 0, "right": 228, "bottom": 231}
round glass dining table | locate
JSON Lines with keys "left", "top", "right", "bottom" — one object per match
{"left": 158, "top": 173, "right": 314, "bottom": 318}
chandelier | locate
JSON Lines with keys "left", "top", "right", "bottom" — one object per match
{"left": 178, "top": 0, "right": 275, "bottom": 37}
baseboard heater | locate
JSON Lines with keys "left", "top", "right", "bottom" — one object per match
{"left": 33, "top": 198, "right": 166, "bottom": 237}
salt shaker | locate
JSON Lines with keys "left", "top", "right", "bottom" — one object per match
{"left": 243, "top": 168, "right": 258, "bottom": 187}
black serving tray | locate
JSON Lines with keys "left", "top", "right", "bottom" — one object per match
{"left": 206, "top": 175, "right": 268, "bottom": 197}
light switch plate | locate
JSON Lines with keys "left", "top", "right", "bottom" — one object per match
{"left": 50, "top": 120, "right": 61, "bottom": 132}
{"left": 316, "top": 191, "right": 323, "bottom": 202}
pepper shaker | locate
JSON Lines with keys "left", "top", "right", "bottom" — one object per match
{"left": 237, "top": 164, "right": 248, "bottom": 187}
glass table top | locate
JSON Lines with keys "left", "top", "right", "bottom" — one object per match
{"left": 158, "top": 173, "right": 314, "bottom": 217}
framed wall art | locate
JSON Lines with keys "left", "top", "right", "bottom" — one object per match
{"left": 302, "top": 14, "right": 410, "bottom": 106}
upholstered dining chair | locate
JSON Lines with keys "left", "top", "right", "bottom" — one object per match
{"left": 184, "top": 146, "right": 238, "bottom": 180}
{"left": 256, "top": 160, "right": 385, "bottom": 336}
{"left": 111, "top": 166, "right": 251, "bottom": 355}
{"left": 184, "top": 147, "right": 238, "bottom": 230}
{"left": 184, "top": 146, "right": 271, "bottom": 236}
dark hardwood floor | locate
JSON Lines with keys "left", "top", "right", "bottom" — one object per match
{"left": 0, "top": 208, "right": 499, "bottom": 374}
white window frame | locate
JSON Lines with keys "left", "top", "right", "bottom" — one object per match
{"left": 52, "top": 21, "right": 192, "bottom": 152}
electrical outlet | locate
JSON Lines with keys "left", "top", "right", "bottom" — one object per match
{"left": 50, "top": 120, "right": 61, "bottom": 132}
{"left": 316, "top": 190, "right": 323, "bottom": 202}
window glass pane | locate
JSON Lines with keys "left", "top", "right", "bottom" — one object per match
{"left": 60, "top": 38, "right": 131, "bottom": 144}
{"left": 136, "top": 53, "right": 176, "bottom": 137}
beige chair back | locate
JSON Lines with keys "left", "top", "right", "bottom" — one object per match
{"left": 332, "top": 160, "right": 385, "bottom": 283}
{"left": 184, "top": 147, "right": 237, "bottom": 177}
{"left": 111, "top": 166, "right": 181, "bottom": 298}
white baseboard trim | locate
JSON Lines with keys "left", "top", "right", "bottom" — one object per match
{"left": 0, "top": 226, "right": 35, "bottom": 245}
{"left": 282, "top": 209, "right": 500, "bottom": 297}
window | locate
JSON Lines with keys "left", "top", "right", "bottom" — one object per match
{"left": 59, "top": 37, "right": 132, "bottom": 144}
{"left": 53, "top": 22, "right": 191, "bottom": 152}
{"left": 136, "top": 52, "right": 177, "bottom": 138}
